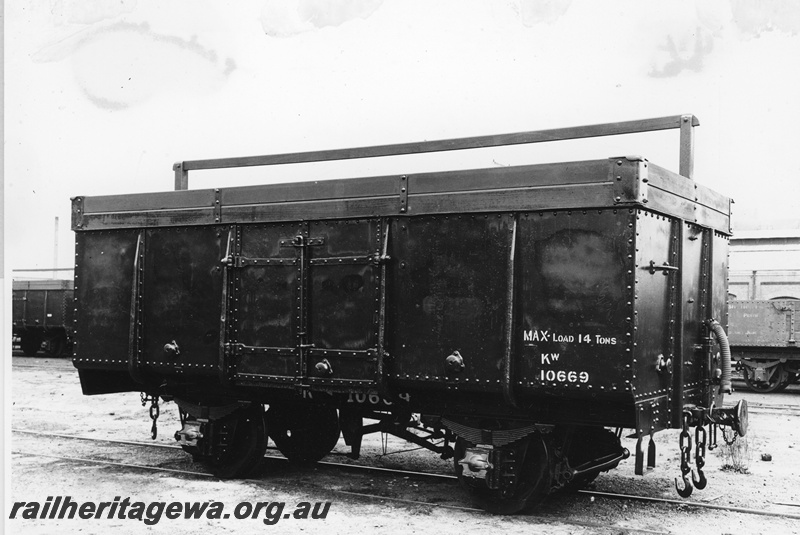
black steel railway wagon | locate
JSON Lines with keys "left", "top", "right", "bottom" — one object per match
{"left": 729, "top": 299, "right": 800, "bottom": 392}
{"left": 71, "top": 115, "right": 747, "bottom": 513}
{"left": 13, "top": 279, "right": 74, "bottom": 357}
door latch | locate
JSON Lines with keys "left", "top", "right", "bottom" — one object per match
{"left": 645, "top": 260, "right": 679, "bottom": 275}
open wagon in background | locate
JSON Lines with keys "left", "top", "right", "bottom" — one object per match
{"left": 12, "top": 278, "right": 74, "bottom": 357}
{"left": 729, "top": 299, "right": 800, "bottom": 392}
{"left": 71, "top": 115, "right": 747, "bottom": 513}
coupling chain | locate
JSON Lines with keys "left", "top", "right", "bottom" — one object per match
{"left": 678, "top": 413, "right": 692, "bottom": 477}
{"left": 695, "top": 425, "right": 706, "bottom": 471}
{"left": 674, "top": 411, "right": 694, "bottom": 497}
{"left": 141, "top": 392, "right": 160, "bottom": 440}
{"left": 721, "top": 425, "right": 739, "bottom": 446}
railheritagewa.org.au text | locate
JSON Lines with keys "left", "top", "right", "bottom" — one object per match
{"left": 10, "top": 496, "right": 331, "bottom": 525}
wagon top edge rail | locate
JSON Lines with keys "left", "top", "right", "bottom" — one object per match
{"left": 72, "top": 114, "right": 730, "bottom": 233}
{"left": 172, "top": 114, "right": 699, "bottom": 190}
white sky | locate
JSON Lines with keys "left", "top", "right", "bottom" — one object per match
{"left": 4, "top": 0, "right": 800, "bottom": 273}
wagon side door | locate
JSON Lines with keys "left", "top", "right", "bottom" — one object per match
{"left": 229, "top": 220, "right": 383, "bottom": 388}
{"left": 231, "top": 223, "right": 303, "bottom": 385}
{"left": 305, "top": 219, "right": 384, "bottom": 388}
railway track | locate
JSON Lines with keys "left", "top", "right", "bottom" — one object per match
{"left": 11, "top": 447, "right": 671, "bottom": 535}
{"left": 12, "top": 428, "right": 800, "bottom": 523}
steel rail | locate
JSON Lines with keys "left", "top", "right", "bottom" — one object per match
{"left": 578, "top": 489, "right": 800, "bottom": 520}
{"left": 12, "top": 428, "right": 448, "bottom": 477}
{"left": 12, "top": 428, "right": 800, "bottom": 521}
{"left": 12, "top": 448, "right": 672, "bottom": 534}
{"left": 12, "top": 450, "right": 213, "bottom": 478}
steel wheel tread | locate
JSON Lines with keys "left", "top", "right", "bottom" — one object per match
{"left": 454, "top": 435, "right": 551, "bottom": 515}
{"left": 266, "top": 404, "right": 340, "bottom": 464}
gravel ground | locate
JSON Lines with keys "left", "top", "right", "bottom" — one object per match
{"left": 8, "top": 356, "right": 800, "bottom": 534}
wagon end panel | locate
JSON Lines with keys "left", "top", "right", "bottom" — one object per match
{"left": 631, "top": 213, "right": 729, "bottom": 434}
{"left": 631, "top": 211, "right": 679, "bottom": 434}
{"left": 73, "top": 226, "right": 226, "bottom": 394}
{"left": 677, "top": 223, "right": 714, "bottom": 414}
{"left": 73, "top": 229, "right": 141, "bottom": 393}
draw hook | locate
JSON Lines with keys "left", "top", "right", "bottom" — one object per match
{"left": 692, "top": 467, "right": 707, "bottom": 490}
{"left": 675, "top": 473, "right": 694, "bottom": 498}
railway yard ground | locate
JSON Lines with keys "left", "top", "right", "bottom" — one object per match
{"left": 8, "top": 355, "right": 800, "bottom": 535}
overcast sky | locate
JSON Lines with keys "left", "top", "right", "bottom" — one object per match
{"left": 5, "top": 0, "right": 800, "bottom": 274}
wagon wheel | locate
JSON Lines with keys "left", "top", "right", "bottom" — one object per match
{"left": 772, "top": 371, "right": 796, "bottom": 393}
{"left": 208, "top": 403, "right": 268, "bottom": 479}
{"left": 20, "top": 335, "right": 41, "bottom": 357}
{"left": 454, "top": 434, "right": 551, "bottom": 515}
{"left": 742, "top": 363, "right": 789, "bottom": 393}
{"left": 44, "top": 335, "right": 67, "bottom": 357}
{"left": 266, "top": 404, "right": 340, "bottom": 464}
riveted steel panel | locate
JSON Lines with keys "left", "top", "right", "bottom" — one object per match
{"left": 234, "top": 223, "right": 302, "bottom": 378}
{"left": 73, "top": 230, "right": 140, "bottom": 370}
{"left": 140, "top": 226, "right": 225, "bottom": 373}
{"left": 679, "top": 223, "right": 708, "bottom": 399}
{"left": 11, "top": 290, "right": 25, "bottom": 326}
{"left": 236, "top": 265, "right": 297, "bottom": 348}
{"left": 632, "top": 210, "right": 675, "bottom": 407}
{"left": 389, "top": 214, "right": 513, "bottom": 392}
{"left": 729, "top": 300, "right": 799, "bottom": 347}
{"left": 19, "top": 290, "right": 46, "bottom": 326}
{"left": 18, "top": 282, "right": 75, "bottom": 330}
{"left": 307, "top": 219, "right": 381, "bottom": 383}
{"left": 517, "top": 210, "right": 634, "bottom": 398}
{"left": 231, "top": 220, "right": 382, "bottom": 384}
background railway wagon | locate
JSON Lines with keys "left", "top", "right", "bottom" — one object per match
{"left": 12, "top": 279, "right": 75, "bottom": 357}
{"left": 726, "top": 228, "right": 800, "bottom": 392}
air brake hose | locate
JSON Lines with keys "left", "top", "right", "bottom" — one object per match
{"left": 707, "top": 319, "right": 732, "bottom": 394}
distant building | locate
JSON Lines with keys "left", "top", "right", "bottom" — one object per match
{"left": 728, "top": 225, "right": 800, "bottom": 300}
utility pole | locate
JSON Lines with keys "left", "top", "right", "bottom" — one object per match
{"left": 53, "top": 216, "right": 59, "bottom": 279}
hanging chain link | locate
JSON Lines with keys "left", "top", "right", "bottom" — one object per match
{"left": 141, "top": 392, "right": 160, "bottom": 440}
{"left": 678, "top": 413, "right": 692, "bottom": 477}
{"left": 692, "top": 423, "right": 708, "bottom": 489}
{"left": 721, "top": 425, "right": 739, "bottom": 446}
{"left": 707, "top": 421, "right": 718, "bottom": 451}
{"left": 695, "top": 425, "right": 706, "bottom": 471}
{"left": 674, "top": 411, "right": 694, "bottom": 497}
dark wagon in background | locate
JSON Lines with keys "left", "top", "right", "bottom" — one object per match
{"left": 729, "top": 299, "right": 800, "bottom": 392}
{"left": 12, "top": 279, "right": 74, "bottom": 357}
{"left": 70, "top": 115, "right": 746, "bottom": 513}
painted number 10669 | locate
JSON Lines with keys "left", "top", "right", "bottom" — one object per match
{"left": 540, "top": 369, "right": 590, "bottom": 383}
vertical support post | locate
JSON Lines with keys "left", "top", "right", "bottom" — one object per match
{"left": 679, "top": 115, "right": 695, "bottom": 179}
{"left": 376, "top": 220, "right": 390, "bottom": 397}
{"left": 174, "top": 162, "right": 188, "bottom": 191}
{"left": 43, "top": 290, "right": 50, "bottom": 329}
{"left": 501, "top": 215, "right": 519, "bottom": 409}
{"left": 53, "top": 216, "right": 59, "bottom": 279}
{"left": 128, "top": 231, "right": 147, "bottom": 385}
{"left": 296, "top": 223, "right": 310, "bottom": 389}
{"left": 218, "top": 227, "right": 235, "bottom": 389}
{"left": 671, "top": 220, "right": 685, "bottom": 428}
